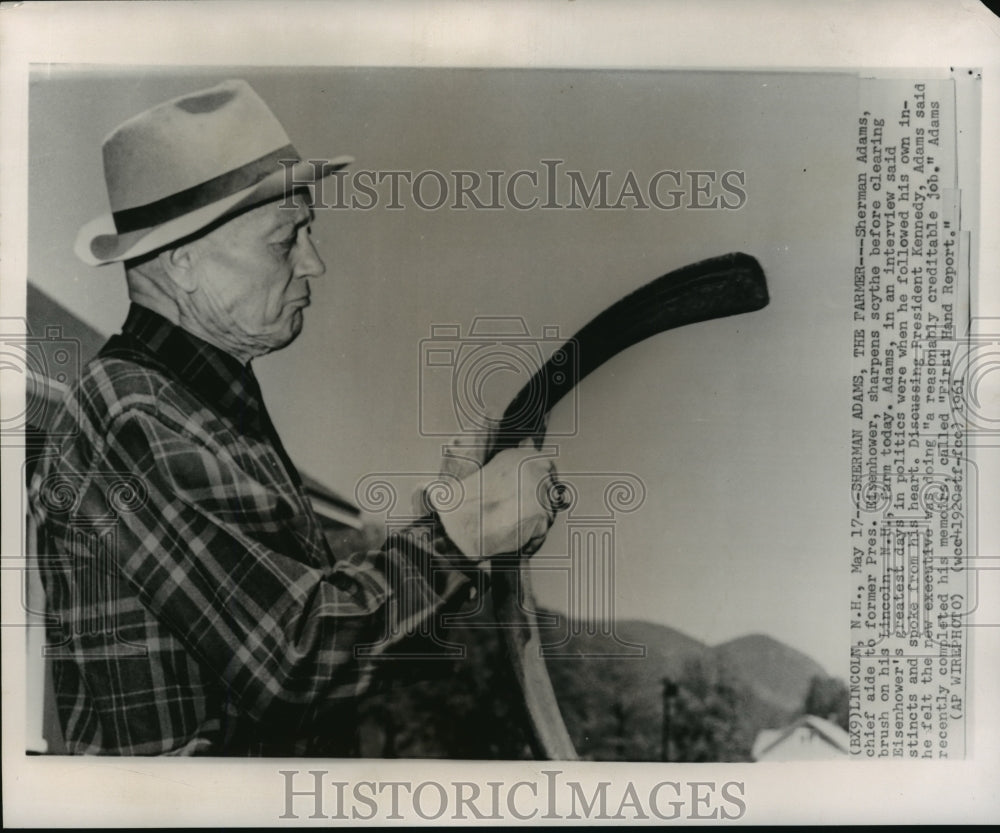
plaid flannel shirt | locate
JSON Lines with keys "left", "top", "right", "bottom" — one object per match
{"left": 29, "top": 304, "right": 477, "bottom": 756}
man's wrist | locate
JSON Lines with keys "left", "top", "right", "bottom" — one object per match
{"left": 425, "top": 477, "right": 485, "bottom": 561}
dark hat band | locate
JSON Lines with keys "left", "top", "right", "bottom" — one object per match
{"left": 111, "top": 143, "right": 299, "bottom": 234}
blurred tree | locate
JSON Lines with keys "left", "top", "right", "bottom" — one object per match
{"left": 802, "top": 675, "right": 849, "bottom": 730}
{"left": 665, "top": 658, "right": 754, "bottom": 762}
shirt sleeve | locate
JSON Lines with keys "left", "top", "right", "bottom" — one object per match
{"left": 93, "top": 407, "right": 480, "bottom": 733}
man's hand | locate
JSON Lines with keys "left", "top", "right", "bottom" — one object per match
{"left": 428, "top": 427, "right": 558, "bottom": 561}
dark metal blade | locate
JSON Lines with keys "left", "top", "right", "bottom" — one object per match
{"left": 494, "top": 252, "right": 770, "bottom": 448}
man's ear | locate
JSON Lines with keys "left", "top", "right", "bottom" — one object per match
{"left": 157, "top": 243, "right": 199, "bottom": 293}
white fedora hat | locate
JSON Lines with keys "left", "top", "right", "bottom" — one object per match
{"left": 75, "top": 79, "right": 353, "bottom": 266}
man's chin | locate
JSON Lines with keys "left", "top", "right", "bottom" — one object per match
{"left": 258, "top": 310, "right": 305, "bottom": 356}
{"left": 283, "top": 308, "right": 306, "bottom": 346}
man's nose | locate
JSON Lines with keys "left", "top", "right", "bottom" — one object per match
{"left": 296, "top": 235, "right": 326, "bottom": 279}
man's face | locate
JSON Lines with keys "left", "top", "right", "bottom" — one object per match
{"left": 185, "top": 192, "right": 325, "bottom": 356}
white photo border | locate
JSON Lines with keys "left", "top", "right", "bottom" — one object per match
{"left": 2, "top": 0, "right": 998, "bottom": 825}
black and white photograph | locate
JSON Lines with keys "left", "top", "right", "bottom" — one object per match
{"left": 2, "top": 0, "right": 998, "bottom": 826}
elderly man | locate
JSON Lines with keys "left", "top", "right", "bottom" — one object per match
{"left": 29, "top": 79, "right": 556, "bottom": 756}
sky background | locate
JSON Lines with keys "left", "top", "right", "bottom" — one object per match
{"left": 28, "top": 66, "right": 857, "bottom": 678}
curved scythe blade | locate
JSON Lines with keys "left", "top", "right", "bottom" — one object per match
{"left": 488, "top": 251, "right": 769, "bottom": 760}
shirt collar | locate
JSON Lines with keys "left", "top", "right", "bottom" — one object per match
{"left": 106, "top": 303, "right": 266, "bottom": 436}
